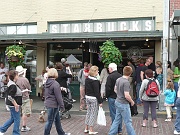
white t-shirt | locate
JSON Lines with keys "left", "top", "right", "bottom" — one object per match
{"left": 0, "top": 67, "right": 8, "bottom": 81}
{"left": 178, "top": 79, "right": 180, "bottom": 97}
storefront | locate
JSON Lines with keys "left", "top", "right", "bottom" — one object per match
{"left": 0, "top": 17, "right": 163, "bottom": 96}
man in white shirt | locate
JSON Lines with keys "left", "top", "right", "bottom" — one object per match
{"left": 0, "top": 62, "right": 8, "bottom": 89}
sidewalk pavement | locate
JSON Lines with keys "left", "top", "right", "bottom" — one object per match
{"left": 0, "top": 96, "right": 177, "bottom": 135}
{"left": 0, "top": 96, "right": 175, "bottom": 115}
{"left": 0, "top": 111, "right": 176, "bottom": 135}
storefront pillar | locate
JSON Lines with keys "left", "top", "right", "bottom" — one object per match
{"left": 36, "top": 43, "right": 47, "bottom": 96}
{"left": 90, "top": 52, "right": 93, "bottom": 64}
{"left": 155, "top": 41, "right": 162, "bottom": 62}
{"left": 169, "top": 26, "right": 179, "bottom": 64}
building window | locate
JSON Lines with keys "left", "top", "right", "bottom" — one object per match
{"left": 0, "top": 24, "right": 37, "bottom": 35}
{"left": 28, "top": 25, "right": 37, "bottom": 34}
{"left": 17, "top": 26, "right": 27, "bottom": 34}
{"left": 7, "top": 26, "right": 16, "bottom": 34}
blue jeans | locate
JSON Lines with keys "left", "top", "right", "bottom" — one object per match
{"left": 136, "top": 82, "right": 142, "bottom": 104}
{"left": 0, "top": 106, "right": 20, "bottom": 135}
{"left": 175, "top": 98, "right": 180, "bottom": 132}
{"left": 44, "top": 107, "right": 65, "bottom": 135}
{"left": 109, "top": 101, "right": 136, "bottom": 135}
{"left": 174, "top": 82, "right": 179, "bottom": 102}
{"left": 108, "top": 98, "right": 122, "bottom": 133}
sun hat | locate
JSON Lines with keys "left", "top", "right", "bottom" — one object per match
{"left": 16, "top": 65, "right": 27, "bottom": 75}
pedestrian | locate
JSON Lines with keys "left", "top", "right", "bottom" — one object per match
{"left": 105, "top": 63, "right": 122, "bottom": 134}
{"left": 61, "top": 58, "right": 67, "bottom": 72}
{"left": 84, "top": 66, "right": 103, "bottom": 134}
{"left": 127, "top": 60, "right": 135, "bottom": 99}
{"left": 99, "top": 65, "right": 109, "bottom": 98}
{"left": 140, "top": 59, "right": 151, "bottom": 81}
{"left": 156, "top": 67, "right": 163, "bottom": 91}
{"left": 44, "top": 68, "right": 70, "bottom": 135}
{"left": 167, "top": 61, "right": 174, "bottom": 82}
{"left": 148, "top": 56, "right": 156, "bottom": 71}
{"left": 155, "top": 61, "right": 162, "bottom": 68}
{"left": 0, "top": 62, "right": 8, "bottom": 96}
{"left": 108, "top": 66, "right": 136, "bottom": 135}
{"left": 133, "top": 60, "right": 144, "bottom": 106}
{"left": 139, "top": 69, "right": 160, "bottom": 128}
{"left": 35, "top": 69, "right": 47, "bottom": 100}
{"left": 78, "top": 62, "right": 89, "bottom": 111}
{"left": 174, "top": 80, "right": 180, "bottom": 134}
{"left": 55, "top": 62, "right": 72, "bottom": 89}
{"left": 173, "top": 60, "right": 180, "bottom": 106}
{"left": 164, "top": 81, "right": 176, "bottom": 122}
{"left": 0, "top": 70, "right": 22, "bottom": 135}
{"left": 15, "top": 66, "right": 32, "bottom": 132}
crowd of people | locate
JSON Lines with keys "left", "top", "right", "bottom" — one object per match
{"left": 0, "top": 56, "right": 180, "bottom": 135}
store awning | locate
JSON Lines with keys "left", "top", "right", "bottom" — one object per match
{"left": 171, "top": 10, "right": 180, "bottom": 25}
{"left": 0, "top": 31, "right": 163, "bottom": 41}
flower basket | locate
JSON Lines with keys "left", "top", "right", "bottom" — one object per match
{"left": 99, "top": 40, "right": 122, "bottom": 67}
{"left": 11, "top": 56, "right": 19, "bottom": 62}
{"left": 5, "top": 45, "right": 26, "bottom": 67}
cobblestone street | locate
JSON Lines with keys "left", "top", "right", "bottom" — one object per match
{"left": 0, "top": 111, "right": 176, "bottom": 135}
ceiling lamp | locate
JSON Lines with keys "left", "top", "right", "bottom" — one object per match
{"left": 57, "top": 44, "right": 61, "bottom": 48}
{"left": 122, "top": 42, "right": 126, "bottom": 47}
{"left": 144, "top": 42, "right": 148, "bottom": 46}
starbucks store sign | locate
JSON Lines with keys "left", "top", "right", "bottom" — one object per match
{"left": 49, "top": 18, "right": 155, "bottom": 33}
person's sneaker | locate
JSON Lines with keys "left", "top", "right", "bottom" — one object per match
{"left": 72, "top": 99, "right": 76, "bottom": 103}
{"left": 165, "top": 119, "right": 171, "bottom": 122}
{"left": 21, "top": 126, "right": 31, "bottom": 132}
{"left": 174, "top": 130, "right": 180, "bottom": 135}
{"left": 0, "top": 132, "right": 4, "bottom": 135}
{"left": 6, "top": 105, "right": 10, "bottom": 111}
{"left": 65, "top": 133, "right": 71, "bottom": 135}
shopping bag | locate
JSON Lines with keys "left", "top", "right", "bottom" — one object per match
{"left": 97, "top": 106, "right": 106, "bottom": 126}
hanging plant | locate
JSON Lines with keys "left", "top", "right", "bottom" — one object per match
{"left": 5, "top": 45, "right": 26, "bottom": 67}
{"left": 99, "top": 40, "right": 122, "bottom": 67}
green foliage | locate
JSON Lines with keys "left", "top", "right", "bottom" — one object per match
{"left": 5, "top": 45, "right": 26, "bottom": 67}
{"left": 99, "top": 40, "right": 122, "bottom": 67}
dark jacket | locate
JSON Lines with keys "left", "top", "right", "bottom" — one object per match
{"left": 56, "top": 70, "right": 72, "bottom": 88}
{"left": 133, "top": 66, "right": 142, "bottom": 83}
{"left": 105, "top": 71, "right": 122, "bottom": 99}
{"left": 85, "top": 76, "right": 103, "bottom": 104}
{"left": 44, "top": 78, "right": 64, "bottom": 109}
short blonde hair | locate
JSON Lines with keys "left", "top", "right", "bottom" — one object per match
{"left": 156, "top": 67, "right": 162, "bottom": 73}
{"left": 89, "top": 66, "right": 98, "bottom": 77}
{"left": 47, "top": 68, "right": 58, "bottom": 78}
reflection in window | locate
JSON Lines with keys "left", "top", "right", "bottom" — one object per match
{"left": 28, "top": 25, "right": 37, "bottom": 34}
{"left": 17, "top": 26, "right": 27, "bottom": 34}
{"left": 7, "top": 26, "right": 16, "bottom": 34}
{"left": 0, "top": 27, "right": 6, "bottom": 35}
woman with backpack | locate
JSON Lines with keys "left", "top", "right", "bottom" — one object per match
{"left": 139, "top": 69, "right": 160, "bottom": 128}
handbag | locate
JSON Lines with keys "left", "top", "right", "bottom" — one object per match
{"left": 97, "top": 106, "right": 106, "bottom": 126}
{"left": 130, "top": 103, "right": 138, "bottom": 116}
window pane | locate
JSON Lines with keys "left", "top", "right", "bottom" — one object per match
{"left": 28, "top": 25, "right": 37, "bottom": 34}
{"left": 7, "top": 26, "right": 16, "bottom": 34}
{"left": 0, "top": 27, "right": 6, "bottom": 35}
{"left": 17, "top": 26, "right": 27, "bottom": 34}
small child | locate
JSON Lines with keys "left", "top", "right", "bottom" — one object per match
{"left": 164, "top": 81, "right": 176, "bottom": 122}
{"left": 156, "top": 67, "right": 163, "bottom": 91}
